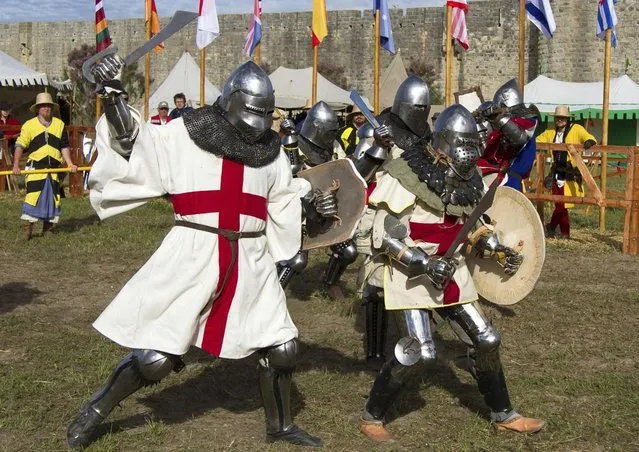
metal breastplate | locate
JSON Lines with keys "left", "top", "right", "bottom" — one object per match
{"left": 183, "top": 103, "right": 281, "bottom": 168}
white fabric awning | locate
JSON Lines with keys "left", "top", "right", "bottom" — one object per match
{"left": 0, "top": 49, "right": 48, "bottom": 87}
{"left": 524, "top": 74, "right": 639, "bottom": 119}
{"left": 269, "top": 66, "right": 372, "bottom": 111}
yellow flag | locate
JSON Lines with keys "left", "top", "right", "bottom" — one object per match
{"left": 145, "top": 0, "right": 164, "bottom": 53}
{"left": 312, "top": 0, "right": 328, "bottom": 47}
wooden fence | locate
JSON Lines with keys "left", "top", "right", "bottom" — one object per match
{"left": 0, "top": 125, "right": 94, "bottom": 196}
{"left": 2, "top": 124, "right": 639, "bottom": 254}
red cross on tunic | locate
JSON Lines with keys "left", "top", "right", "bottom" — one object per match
{"left": 409, "top": 213, "right": 463, "bottom": 305}
{"left": 170, "top": 158, "right": 267, "bottom": 356}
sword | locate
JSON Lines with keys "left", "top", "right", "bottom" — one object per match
{"left": 82, "top": 10, "right": 198, "bottom": 84}
{"left": 443, "top": 172, "right": 503, "bottom": 259}
{"left": 349, "top": 90, "right": 379, "bottom": 128}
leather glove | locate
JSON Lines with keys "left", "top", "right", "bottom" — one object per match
{"left": 373, "top": 124, "right": 394, "bottom": 150}
{"left": 583, "top": 139, "right": 596, "bottom": 150}
{"left": 281, "top": 118, "right": 296, "bottom": 135}
{"left": 305, "top": 188, "right": 338, "bottom": 218}
{"left": 92, "top": 54, "right": 124, "bottom": 83}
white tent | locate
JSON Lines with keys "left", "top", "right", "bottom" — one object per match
{"left": 269, "top": 66, "right": 372, "bottom": 110}
{"left": 0, "top": 50, "right": 47, "bottom": 87}
{"left": 524, "top": 74, "right": 639, "bottom": 119}
{"left": 148, "top": 52, "right": 221, "bottom": 113}
{"left": 376, "top": 52, "right": 408, "bottom": 111}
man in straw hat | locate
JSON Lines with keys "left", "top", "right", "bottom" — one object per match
{"left": 537, "top": 105, "right": 596, "bottom": 239}
{"left": 12, "top": 92, "right": 77, "bottom": 239}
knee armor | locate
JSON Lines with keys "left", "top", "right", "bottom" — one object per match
{"left": 278, "top": 250, "right": 308, "bottom": 289}
{"left": 133, "top": 349, "right": 183, "bottom": 382}
{"left": 258, "top": 339, "right": 299, "bottom": 434}
{"left": 324, "top": 240, "right": 358, "bottom": 286}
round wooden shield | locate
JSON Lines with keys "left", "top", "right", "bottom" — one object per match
{"left": 465, "top": 186, "right": 545, "bottom": 305}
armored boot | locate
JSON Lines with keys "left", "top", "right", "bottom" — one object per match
{"left": 323, "top": 241, "right": 358, "bottom": 300}
{"left": 67, "top": 350, "right": 183, "bottom": 449}
{"left": 21, "top": 220, "right": 34, "bottom": 240}
{"left": 258, "top": 340, "right": 323, "bottom": 447}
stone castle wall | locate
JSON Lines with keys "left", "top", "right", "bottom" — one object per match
{"left": 1, "top": 0, "right": 636, "bottom": 105}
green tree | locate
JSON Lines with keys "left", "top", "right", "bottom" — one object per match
{"left": 66, "top": 44, "right": 147, "bottom": 125}
{"left": 406, "top": 57, "right": 443, "bottom": 105}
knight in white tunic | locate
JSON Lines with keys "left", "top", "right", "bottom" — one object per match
{"left": 359, "top": 105, "right": 545, "bottom": 442}
{"left": 67, "top": 60, "right": 328, "bottom": 449}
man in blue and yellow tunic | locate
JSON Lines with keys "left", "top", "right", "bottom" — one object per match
{"left": 12, "top": 92, "right": 77, "bottom": 239}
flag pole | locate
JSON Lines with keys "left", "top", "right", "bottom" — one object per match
{"left": 599, "top": 28, "right": 612, "bottom": 231}
{"left": 518, "top": 0, "right": 525, "bottom": 95}
{"left": 312, "top": 46, "right": 318, "bottom": 105}
{"left": 374, "top": 7, "right": 380, "bottom": 114}
{"left": 255, "top": 43, "right": 261, "bottom": 66}
{"left": 144, "top": 0, "right": 151, "bottom": 121}
{"left": 445, "top": 4, "right": 452, "bottom": 106}
{"left": 95, "top": 94, "right": 102, "bottom": 122}
{"left": 200, "top": 47, "right": 206, "bottom": 108}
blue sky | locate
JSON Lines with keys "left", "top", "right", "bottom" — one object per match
{"left": 0, "top": 1, "right": 445, "bottom": 24}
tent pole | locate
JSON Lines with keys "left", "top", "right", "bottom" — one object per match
{"left": 374, "top": 7, "right": 380, "bottom": 115}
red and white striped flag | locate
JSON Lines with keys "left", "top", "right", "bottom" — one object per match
{"left": 447, "top": 0, "right": 469, "bottom": 50}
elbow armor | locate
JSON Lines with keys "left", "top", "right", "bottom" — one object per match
{"left": 496, "top": 115, "right": 528, "bottom": 151}
{"left": 354, "top": 144, "right": 388, "bottom": 183}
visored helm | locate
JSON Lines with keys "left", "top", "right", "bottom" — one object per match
{"left": 493, "top": 79, "right": 523, "bottom": 108}
{"left": 352, "top": 122, "right": 374, "bottom": 159}
{"left": 218, "top": 61, "right": 275, "bottom": 143}
{"left": 300, "top": 101, "right": 339, "bottom": 151}
{"left": 391, "top": 75, "right": 431, "bottom": 138}
{"left": 432, "top": 104, "right": 482, "bottom": 180}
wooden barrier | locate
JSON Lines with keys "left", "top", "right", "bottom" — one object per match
{"left": 0, "top": 124, "right": 94, "bottom": 197}
{"left": 530, "top": 143, "right": 639, "bottom": 255}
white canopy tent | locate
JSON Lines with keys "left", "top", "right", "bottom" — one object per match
{"left": 376, "top": 52, "right": 408, "bottom": 111}
{"left": 524, "top": 75, "right": 639, "bottom": 145}
{"left": 148, "top": 52, "right": 221, "bottom": 113}
{"left": 269, "top": 66, "right": 372, "bottom": 111}
{"left": 0, "top": 50, "right": 72, "bottom": 122}
{"left": 524, "top": 74, "right": 639, "bottom": 120}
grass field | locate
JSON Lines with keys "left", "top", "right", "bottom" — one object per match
{"left": 1, "top": 193, "right": 638, "bottom": 452}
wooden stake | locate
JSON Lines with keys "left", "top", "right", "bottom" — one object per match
{"left": 312, "top": 46, "right": 318, "bottom": 105}
{"left": 374, "top": 9, "right": 380, "bottom": 114}
{"left": 567, "top": 144, "right": 604, "bottom": 206}
{"left": 519, "top": 0, "right": 525, "bottom": 95}
{"left": 445, "top": 5, "right": 452, "bottom": 107}
{"left": 624, "top": 147, "right": 639, "bottom": 254}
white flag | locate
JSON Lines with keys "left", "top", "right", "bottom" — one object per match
{"left": 197, "top": 0, "right": 219, "bottom": 49}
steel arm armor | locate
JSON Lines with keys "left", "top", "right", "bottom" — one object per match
{"left": 282, "top": 134, "right": 303, "bottom": 176}
{"left": 101, "top": 92, "right": 139, "bottom": 157}
{"left": 353, "top": 143, "right": 388, "bottom": 183}
{"left": 495, "top": 114, "right": 529, "bottom": 150}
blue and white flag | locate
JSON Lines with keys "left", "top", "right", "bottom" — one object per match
{"left": 525, "top": 0, "right": 556, "bottom": 39}
{"left": 596, "top": 0, "right": 618, "bottom": 48}
{"left": 243, "top": 0, "right": 262, "bottom": 56}
{"left": 375, "top": 0, "right": 396, "bottom": 54}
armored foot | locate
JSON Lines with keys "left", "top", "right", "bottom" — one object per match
{"left": 266, "top": 424, "right": 323, "bottom": 447}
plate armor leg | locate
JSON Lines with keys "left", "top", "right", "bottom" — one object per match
{"left": 277, "top": 249, "right": 308, "bottom": 289}
{"left": 67, "top": 349, "right": 184, "bottom": 449}
{"left": 362, "top": 284, "right": 387, "bottom": 361}
{"left": 258, "top": 339, "right": 323, "bottom": 447}
{"left": 437, "top": 302, "right": 515, "bottom": 421}
{"left": 323, "top": 240, "right": 358, "bottom": 287}
{"left": 363, "top": 310, "right": 436, "bottom": 422}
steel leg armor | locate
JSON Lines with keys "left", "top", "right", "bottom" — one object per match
{"left": 438, "top": 302, "right": 514, "bottom": 420}
{"left": 277, "top": 249, "right": 308, "bottom": 289}
{"left": 362, "top": 284, "right": 387, "bottom": 361}
{"left": 67, "top": 349, "right": 184, "bottom": 449}
{"left": 324, "top": 240, "right": 358, "bottom": 286}
{"left": 258, "top": 339, "right": 323, "bottom": 447}
{"left": 363, "top": 310, "right": 437, "bottom": 422}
